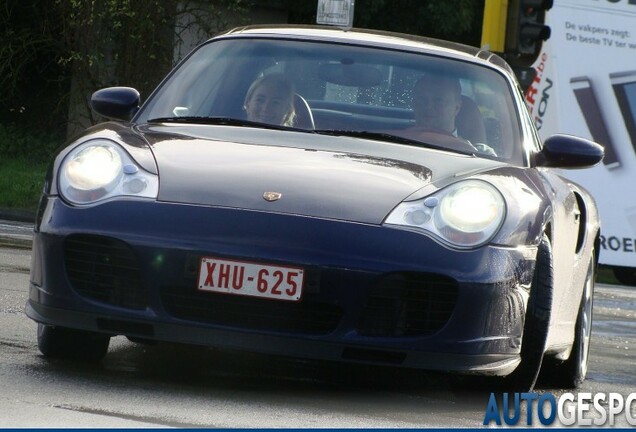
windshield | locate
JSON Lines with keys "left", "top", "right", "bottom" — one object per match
{"left": 136, "top": 37, "right": 522, "bottom": 163}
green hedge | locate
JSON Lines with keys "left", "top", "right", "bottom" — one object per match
{"left": 0, "top": 123, "right": 63, "bottom": 163}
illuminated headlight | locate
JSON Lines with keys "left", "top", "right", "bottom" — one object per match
{"left": 384, "top": 180, "right": 506, "bottom": 248}
{"left": 59, "top": 140, "right": 158, "bottom": 205}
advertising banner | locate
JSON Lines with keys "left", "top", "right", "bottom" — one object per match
{"left": 527, "top": 0, "right": 636, "bottom": 267}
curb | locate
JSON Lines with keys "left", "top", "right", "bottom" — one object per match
{"left": 0, "top": 208, "right": 36, "bottom": 223}
{"left": 0, "top": 236, "right": 32, "bottom": 250}
{"left": 0, "top": 208, "right": 35, "bottom": 249}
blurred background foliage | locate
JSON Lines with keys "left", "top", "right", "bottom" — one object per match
{"left": 0, "top": 0, "right": 484, "bottom": 160}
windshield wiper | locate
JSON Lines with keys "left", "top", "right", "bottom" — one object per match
{"left": 313, "top": 129, "right": 475, "bottom": 155}
{"left": 147, "top": 116, "right": 290, "bottom": 131}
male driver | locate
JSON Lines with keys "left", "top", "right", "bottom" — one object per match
{"left": 412, "top": 73, "right": 462, "bottom": 136}
{"left": 411, "top": 72, "right": 496, "bottom": 156}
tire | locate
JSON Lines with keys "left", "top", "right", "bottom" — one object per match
{"left": 37, "top": 323, "right": 110, "bottom": 362}
{"left": 540, "top": 254, "right": 594, "bottom": 388}
{"left": 503, "top": 233, "right": 553, "bottom": 391}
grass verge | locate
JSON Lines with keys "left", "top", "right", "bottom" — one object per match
{"left": 0, "top": 157, "right": 47, "bottom": 212}
{"left": 597, "top": 265, "right": 620, "bottom": 285}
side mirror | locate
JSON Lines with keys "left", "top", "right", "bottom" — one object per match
{"left": 536, "top": 134, "right": 604, "bottom": 169}
{"left": 90, "top": 87, "right": 140, "bottom": 121}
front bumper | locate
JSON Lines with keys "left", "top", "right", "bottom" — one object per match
{"left": 27, "top": 196, "right": 536, "bottom": 376}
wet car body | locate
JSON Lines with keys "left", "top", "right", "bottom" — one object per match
{"left": 27, "top": 26, "right": 603, "bottom": 389}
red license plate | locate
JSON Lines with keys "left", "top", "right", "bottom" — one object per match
{"left": 197, "top": 256, "right": 304, "bottom": 302}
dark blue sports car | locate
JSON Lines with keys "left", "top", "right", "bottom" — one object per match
{"left": 27, "top": 25, "right": 603, "bottom": 390}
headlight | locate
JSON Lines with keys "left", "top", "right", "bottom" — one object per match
{"left": 384, "top": 179, "right": 506, "bottom": 248}
{"left": 59, "top": 139, "right": 158, "bottom": 205}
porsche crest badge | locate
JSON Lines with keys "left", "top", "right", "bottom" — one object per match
{"left": 263, "top": 191, "right": 282, "bottom": 202}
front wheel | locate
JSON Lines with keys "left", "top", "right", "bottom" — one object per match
{"left": 37, "top": 323, "right": 110, "bottom": 362}
{"left": 503, "top": 233, "right": 553, "bottom": 391}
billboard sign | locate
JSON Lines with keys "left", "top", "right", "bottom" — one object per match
{"left": 527, "top": 0, "right": 636, "bottom": 267}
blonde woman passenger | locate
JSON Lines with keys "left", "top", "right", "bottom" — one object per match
{"left": 244, "top": 73, "right": 296, "bottom": 126}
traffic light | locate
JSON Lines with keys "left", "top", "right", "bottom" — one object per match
{"left": 505, "top": 0, "right": 553, "bottom": 67}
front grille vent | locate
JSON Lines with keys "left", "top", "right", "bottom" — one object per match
{"left": 161, "top": 285, "right": 342, "bottom": 335}
{"left": 357, "top": 272, "right": 458, "bottom": 337}
{"left": 64, "top": 234, "right": 146, "bottom": 309}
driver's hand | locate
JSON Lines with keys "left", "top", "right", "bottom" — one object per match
{"left": 472, "top": 143, "right": 497, "bottom": 156}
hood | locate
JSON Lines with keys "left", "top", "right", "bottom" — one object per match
{"left": 140, "top": 125, "right": 498, "bottom": 224}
